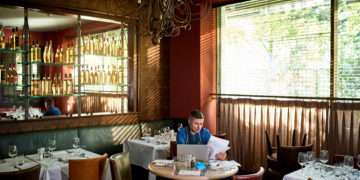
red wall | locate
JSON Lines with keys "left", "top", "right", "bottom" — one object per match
{"left": 169, "top": 3, "right": 217, "bottom": 133}
{"left": 169, "top": 19, "right": 200, "bottom": 118}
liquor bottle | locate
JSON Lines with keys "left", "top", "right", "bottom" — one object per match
{"left": 89, "top": 66, "right": 94, "bottom": 84}
{"left": 90, "top": 37, "right": 94, "bottom": 55}
{"left": 67, "top": 74, "right": 73, "bottom": 94}
{"left": 43, "top": 41, "right": 48, "bottom": 63}
{"left": 48, "top": 40, "right": 53, "bottom": 63}
{"left": 56, "top": 73, "right": 61, "bottom": 95}
{"left": 63, "top": 74, "right": 67, "bottom": 95}
{"left": 36, "top": 41, "right": 41, "bottom": 62}
{"left": 0, "top": 66, "right": 5, "bottom": 84}
{"left": 10, "top": 28, "right": 15, "bottom": 50}
{"left": 59, "top": 47, "right": 63, "bottom": 64}
{"left": 31, "top": 74, "right": 35, "bottom": 95}
{"left": 54, "top": 47, "right": 59, "bottom": 63}
{"left": 99, "top": 65, "right": 104, "bottom": 84}
{"left": 69, "top": 46, "right": 74, "bottom": 64}
{"left": 65, "top": 47, "right": 69, "bottom": 64}
{"left": 80, "top": 65, "right": 84, "bottom": 84}
{"left": 34, "top": 74, "right": 39, "bottom": 96}
{"left": 105, "top": 65, "right": 110, "bottom": 84}
{"left": 30, "top": 40, "right": 35, "bottom": 62}
{"left": 12, "top": 65, "right": 17, "bottom": 85}
{"left": 111, "top": 65, "right": 116, "bottom": 84}
{"left": 51, "top": 74, "right": 57, "bottom": 95}
{"left": 0, "top": 29, "right": 5, "bottom": 49}
{"left": 118, "top": 66, "right": 123, "bottom": 85}
{"left": 83, "top": 65, "right": 89, "bottom": 84}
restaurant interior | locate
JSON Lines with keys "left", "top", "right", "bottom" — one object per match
{"left": 0, "top": 0, "right": 359, "bottom": 180}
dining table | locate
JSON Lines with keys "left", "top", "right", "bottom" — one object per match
{"left": 0, "top": 148, "right": 112, "bottom": 180}
{"left": 148, "top": 159, "right": 239, "bottom": 180}
{"left": 283, "top": 162, "right": 360, "bottom": 180}
{"left": 124, "top": 137, "right": 170, "bottom": 180}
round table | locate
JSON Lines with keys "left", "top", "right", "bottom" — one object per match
{"left": 148, "top": 163, "right": 238, "bottom": 180}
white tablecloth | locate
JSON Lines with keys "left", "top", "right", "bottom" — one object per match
{"left": 26, "top": 148, "right": 112, "bottom": 180}
{"left": 0, "top": 156, "right": 38, "bottom": 173}
{"left": 283, "top": 163, "right": 360, "bottom": 180}
{"left": 124, "top": 138, "right": 169, "bottom": 180}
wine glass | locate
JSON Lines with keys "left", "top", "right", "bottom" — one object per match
{"left": 298, "top": 152, "right": 306, "bottom": 176}
{"left": 320, "top": 150, "right": 328, "bottom": 164}
{"left": 48, "top": 139, "right": 56, "bottom": 157}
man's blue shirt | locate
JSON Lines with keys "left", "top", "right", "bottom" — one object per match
{"left": 44, "top": 107, "right": 62, "bottom": 116}
{"left": 176, "top": 127, "right": 211, "bottom": 144}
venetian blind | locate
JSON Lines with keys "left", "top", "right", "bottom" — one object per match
{"left": 219, "top": 0, "right": 331, "bottom": 97}
{"left": 336, "top": 0, "right": 360, "bottom": 98}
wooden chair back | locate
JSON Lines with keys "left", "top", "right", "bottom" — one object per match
{"left": 69, "top": 154, "right": 107, "bottom": 180}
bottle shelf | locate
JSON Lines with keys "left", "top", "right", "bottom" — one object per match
{"left": 0, "top": 48, "right": 26, "bottom": 53}
{"left": 29, "top": 61, "right": 75, "bottom": 66}
{"left": 0, "top": 83, "right": 27, "bottom": 88}
{"left": 29, "top": 94, "right": 74, "bottom": 98}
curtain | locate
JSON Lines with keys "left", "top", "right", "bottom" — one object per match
{"left": 218, "top": 98, "right": 360, "bottom": 171}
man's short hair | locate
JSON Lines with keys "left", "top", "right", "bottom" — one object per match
{"left": 189, "top": 109, "right": 204, "bottom": 119}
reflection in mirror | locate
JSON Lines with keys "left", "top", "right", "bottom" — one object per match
{"left": 0, "top": 5, "right": 136, "bottom": 121}
{"left": 78, "top": 16, "right": 130, "bottom": 116}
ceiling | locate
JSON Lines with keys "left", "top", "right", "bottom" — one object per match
{"left": 0, "top": 6, "right": 78, "bottom": 32}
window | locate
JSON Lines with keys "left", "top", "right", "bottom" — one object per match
{"left": 219, "top": 0, "right": 360, "bottom": 98}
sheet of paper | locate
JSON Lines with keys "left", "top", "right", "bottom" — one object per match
{"left": 207, "top": 135, "right": 230, "bottom": 160}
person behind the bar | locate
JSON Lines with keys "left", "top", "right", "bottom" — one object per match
{"left": 44, "top": 98, "right": 62, "bottom": 116}
{"left": 176, "top": 109, "right": 227, "bottom": 160}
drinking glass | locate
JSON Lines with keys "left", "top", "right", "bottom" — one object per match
{"left": 344, "top": 155, "right": 354, "bottom": 170}
{"left": 298, "top": 152, "right": 306, "bottom": 176}
{"left": 48, "top": 139, "right": 56, "bottom": 155}
{"left": 73, "top": 137, "right": 80, "bottom": 149}
{"left": 320, "top": 150, "right": 328, "bottom": 164}
{"left": 8, "top": 144, "right": 18, "bottom": 159}
{"left": 306, "top": 151, "right": 315, "bottom": 167}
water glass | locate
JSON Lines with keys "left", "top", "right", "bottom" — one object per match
{"left": 48, "top": 139, "right": 56, "bottom": 154}
{"left": 306, "top": 151, "right": 315, "bottom": 166}
{"left": 73, "top": 137, "right": 80, "bottom": 149}
{"left": 8, "top": 144, "right": 18, "bottom": 159}
{"left": 320, "top": 150, "right": 328, "bottom": 164}
{"left": 344, "top": 155, "right": 354, "bottom": 170}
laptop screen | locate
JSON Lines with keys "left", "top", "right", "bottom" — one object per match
{"left": 177, "top": 144, "right": 209, "bottom": 162}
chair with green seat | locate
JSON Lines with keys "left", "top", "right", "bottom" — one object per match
{"left": 0, "top": 164, "right": 41, "bottom": 180}
{"left": 110, "top": 152, "right": 132, "bottom": 180}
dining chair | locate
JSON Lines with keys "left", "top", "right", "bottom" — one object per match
{"left": 232, "top": 167, "right": 264, "bottom": 180}
{"left": 69, "top": 154, "right": 107, "bottom": 180}
{"left": 332, "top": 154, "right": 359, "bottom": 169}
{"left": 0, "top": 164, "right": 41, "bottom": 180}
{"left": 110, "top": 152, "right": 132, "bottom": 180}
{"left": 277, "top": 144, "right": 313, "bottom": 175}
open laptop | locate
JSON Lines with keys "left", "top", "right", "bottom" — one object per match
{"left": 177, "top": 144, "right": 209, "bottom": 162}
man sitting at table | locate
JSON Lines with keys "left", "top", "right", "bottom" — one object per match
{"left": 176, "top": 109, "right": 227, "bottom": 160}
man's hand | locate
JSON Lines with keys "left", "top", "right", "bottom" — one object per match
{"left": 215, "top": 152, "right": 227, "bottom": 160}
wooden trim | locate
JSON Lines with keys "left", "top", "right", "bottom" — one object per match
{"left": 0, "top": 113, "right": 139, "bottom": 134}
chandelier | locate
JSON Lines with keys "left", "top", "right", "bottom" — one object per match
{"left": 138, "top": 0, "right": 193, "bottom": 44}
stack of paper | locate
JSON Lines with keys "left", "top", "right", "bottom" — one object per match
{"left": 177, "top": 169, "right": 201, "bottom": 176}
{"left": 207, "top": 136, "right": 230, "bottom": 160}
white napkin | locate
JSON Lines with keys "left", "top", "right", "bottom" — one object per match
{"left": 16, "top": 161, "right": 38, "bottom": 170}
{"left": 152, "top": 159, "right": 174, "bottom": 166}
{"left": 177, "top": 169, "right": 201, "bottom": 176}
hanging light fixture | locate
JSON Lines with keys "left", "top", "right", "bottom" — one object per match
{"left": 138, "top": 0, "right": 193, "bottom": 44}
